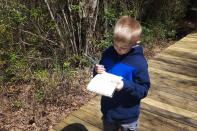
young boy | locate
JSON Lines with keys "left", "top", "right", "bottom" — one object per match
{"left": 94, "top": 16, "right": 150, "bottom": 131}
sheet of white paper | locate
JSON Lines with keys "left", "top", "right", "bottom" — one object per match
{"left": 87, "top": 72, "right": 122, "bottom": 98}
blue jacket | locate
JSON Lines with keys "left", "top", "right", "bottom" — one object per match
{"left": 97, "top": 45, "right": 150, "bottom": 123}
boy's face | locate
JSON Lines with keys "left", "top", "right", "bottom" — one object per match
{"left": 114, "top": 41, "right": 135, "bottom": 55}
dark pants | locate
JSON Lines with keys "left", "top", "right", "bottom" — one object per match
{"left": 103, "top": 119, "right": 139, "bottom": 131}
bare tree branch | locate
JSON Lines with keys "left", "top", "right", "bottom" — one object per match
{"left": 62, "top": 9, "right": 78, "bottom": 54}
{"left": 93, "top": 0, "right": 99, "bottom": 32}
{"left": 11, "top": 27, "right": 58, "bottom": 46}
{"left": 44, "top": 0, "right": 65, "bottom": 49}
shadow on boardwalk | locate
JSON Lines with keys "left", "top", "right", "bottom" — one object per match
{"left": 50, "top": 32, "right": 197, "bottom": 131}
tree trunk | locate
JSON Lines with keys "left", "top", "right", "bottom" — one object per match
{"left": 80, "top": 0, "right": 99, "bottom": 54}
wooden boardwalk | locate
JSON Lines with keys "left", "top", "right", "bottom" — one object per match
{"left": 50, "top": 32, "right": 197, "bottom": 131}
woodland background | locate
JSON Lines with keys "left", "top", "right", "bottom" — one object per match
{"left": 0, "top": 0, "right": 197, "bottom": 130}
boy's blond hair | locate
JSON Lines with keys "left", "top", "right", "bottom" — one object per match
{"left": 114, "top": 16, "right": 142, "bottom": 44}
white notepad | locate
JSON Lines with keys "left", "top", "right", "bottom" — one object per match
{"left": 87, "top": 72, "right": 122, "bottom": 98}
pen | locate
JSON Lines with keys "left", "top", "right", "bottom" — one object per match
{"left": 84, "top": 54, "right": 99, "bottom": 65}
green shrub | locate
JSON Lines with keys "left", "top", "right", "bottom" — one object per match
{"left": 103, "top": 8, "right": 117, "bottom": 27}
{"left": 10, "top": 9, "right": 27, "bottom": 26}
{"left": 98, "top": 33, "right": 113, "bottom": 50}
{"left": 3, "top": 53, "right": 29, "bottom": 82}
{"left": 141, "top": 20, "right": 176, "bottom": 45}
{"left": 34, "top": 70, "right": 49, "bottom": 82}
{"left": 13, "top": 99, "right": 23, "bottom": 108}
{"left": 35, "top": 89, "right": 44, "bottom": 104}
{"left": 141, "top": 26, "right": 155, "bottom": 45}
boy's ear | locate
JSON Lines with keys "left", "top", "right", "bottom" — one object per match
{"left": 136, "top": 41, "right": 141, "bottom": 44}
{"left": 130, "top": 41, "right": 139, "bottom": 46}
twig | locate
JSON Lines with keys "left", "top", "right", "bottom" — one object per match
{"left": 21, "top": 40, "right": 33, "bottom": 45}
{"left": 62, "top": 9, "right": 78, "bottom": 54}
{"left": 27, "top": 56, "right": 53, "bottom": 61}
{"left": 44, "top": 0, "right": 65, "bottom": 49}
{"left": 11, "top": 27, "right": 58, "bottom": 46}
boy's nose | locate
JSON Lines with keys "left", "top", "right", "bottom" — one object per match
{"left": 117, "top": 49, "right": 123, "bottom": 55}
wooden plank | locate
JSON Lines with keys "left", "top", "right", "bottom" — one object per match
{"left": 177, "top": 38, "right": 197, "bottom": 43}
{"left": 94, "top": 95, "right": 102, "bottom": 100}
{"left": 151, "top": 77, "right": 197, "bottom": 96}
{"left": 72, "top": 108, "right": 103, "bottom": 129}
{"left": 168, "top": 45, "right": 197, "bottom": 53}
{"left": 48, "top": 128, "right": 56, "bottom": 131}
{"left": 152, "top": 53, "right": 197, "bottom": 66}
{"left": 149, "top": 67, "right": 197, "bottom": 82}
{"left": 139, "top": 109, "right": 197, "bottom": 131}
{"left": 142, "top": 98, "right": 197, "bottom": 120}
{"left": 63, "top": 115, "right": 102, "bottom": 131}
{"left": 53, "top": 121, "right": 68, "bottom": 131}
{"left": 80, "top": 105, "right": 101, "bottom": 116}
{"left": 149, "top": 71, "right": 197, "bottom": 93}
{"left": 181, "top": 36, "right": 197, "bottom": 42}
{"left": 150, "top": 81, "right": 197, "bottom": 101}
{"left": 79, "top": 97, "right": 102, "bottom": 117}
{"left": 80, "top": 100, "right": 100, "bottom": 112}
{"left": 170, "top": 41, "right": 197, "bottom": 50}
{"left": 148, "top": 89, "right": 197, "bottom": 113}
{"left": 53, "top": 96, "right": 101, "bottom": 131}
{"left": 162, "top": 49, "right": 197, "bottom": 61}
{"left": 186, "top": 32, "right": 197, "bottom": 37}
{"left": 150, "top": 83, "right": 197, "bottom": 101}
{"left": 141, "top": 98, "right": 197, "bottom": 128}
{"left": 188, "top": 33, "right": 197, "bottom": 37}
{"left": 82, "top": 95, "right": 100, "bottom": 105}
{"left": 83, "top": 99, "right": 100, "bottom": 108}
{"left": 148, "top": 59, "right": 197, "bottom": 77}
{"left": 77, "top": 102, "right": 101, "bottom": 115}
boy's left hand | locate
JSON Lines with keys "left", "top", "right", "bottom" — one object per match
{"left": 111, "top": 80, "right": 124, "bottom": 91}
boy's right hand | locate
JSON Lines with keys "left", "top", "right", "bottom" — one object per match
{"left": 95, "top": 64, "right": 106, "bottom": 74}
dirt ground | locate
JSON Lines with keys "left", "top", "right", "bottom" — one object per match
{"left": 0, "top": 68, "right": 96, "bottom": 131}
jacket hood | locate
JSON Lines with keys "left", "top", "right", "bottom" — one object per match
{"left": 130, "top": 45, "right": 144, "bottom": 56}
{"left": 110, "top": 45, "right": 144, "bottom": 57}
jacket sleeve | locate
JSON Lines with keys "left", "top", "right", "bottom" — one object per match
{"left": 123, "top": 61, "right": 150, "bottom": 100}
